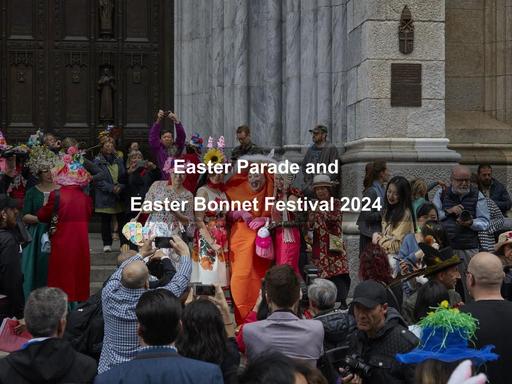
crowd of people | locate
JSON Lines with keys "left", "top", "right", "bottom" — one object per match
{"left": 0, "top": 111, "right": 511, "bottom": 383}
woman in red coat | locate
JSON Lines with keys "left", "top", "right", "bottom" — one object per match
{"left": 37, "top": 146, "right": 92, "bottom": 302}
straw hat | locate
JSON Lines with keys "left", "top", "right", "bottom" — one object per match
{"left": 312, "top": 174, "right": 337, "bottom": 188}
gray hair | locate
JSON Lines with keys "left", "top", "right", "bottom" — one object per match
{"left": 24, "top": 287, "right": 68, "bottom": 337}
{"left": 308, "top": 278, "right": 337, "bottom": 310}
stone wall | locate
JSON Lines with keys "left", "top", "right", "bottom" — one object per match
{"left": 174, "top": 0, "right": 348, "bottom": 154}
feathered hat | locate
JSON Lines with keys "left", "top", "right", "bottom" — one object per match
{"left": 52, "top": 146, "right": 92, "bottom": 187}
{"left": 396, "top": 300, "right": 498, "bottom": 366}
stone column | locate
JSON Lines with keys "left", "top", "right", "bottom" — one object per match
{"left": 341, "top": 0, "right": 460, "bottom": 269}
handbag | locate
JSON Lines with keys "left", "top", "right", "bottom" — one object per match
{"left": 41, "top": 190, "right": 60, "bottom": 253}
{"left": 329, "top": 234, "right": 345, "bottom": 253}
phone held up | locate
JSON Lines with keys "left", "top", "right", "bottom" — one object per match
{"left": 194, "top": 284, "right": 216, "bottom": 296}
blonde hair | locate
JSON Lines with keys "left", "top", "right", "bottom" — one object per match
{"left": 410, "top": 178, "right": 427, "bottom": 200}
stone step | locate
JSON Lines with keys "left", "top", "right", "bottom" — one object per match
{"left": 90, "top": 265, "right": 116, "bottom": 284}
{"left": 90, "top": 281, "right": 103, "bottom": 296}
{"left": 90, "top": 251, "right": 119, "bottom": 266}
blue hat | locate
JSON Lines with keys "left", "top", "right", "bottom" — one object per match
{"left": 396, "top": 301, "right": 498, "bottom": 366}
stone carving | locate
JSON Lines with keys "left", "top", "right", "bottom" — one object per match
{"left": 99, "top": 0, "right": 114, "bottom": 37}
{"left": 98, "top": 67, "right": 115, "bottom": 121}
{"left": 399, "top": 6, "right": 414, "bottom": 54}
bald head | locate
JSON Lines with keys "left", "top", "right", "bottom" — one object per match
{"left": 121, "top": 260, "right": 149, "bottom": 289}
{"left": 468, "top": 252, "right": 505, "bottom": 288}
{"left": 451, "top": 165, "right": 471, "bottom": 179}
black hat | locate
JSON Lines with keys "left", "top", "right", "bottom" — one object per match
{"left": 309, "top": 125, "right": 328, "bottom": 134}
{"left": 419, "top": 243, "right": 462, "bottom": 277}
{"left": 0, "top": 194, "right": 18, "bottom": 210}
{"left": 351, "top": 280, "right": 387, "bottom": 309}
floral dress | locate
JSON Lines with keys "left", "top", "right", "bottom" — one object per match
{"left": 311, "top": 198, "right": 349, "bottom": 278}
{"left": 192, "top": 185, "right": 229, "bottom": 286}
{"left": 144, "top": 180, "right": 194, "bottom": 238}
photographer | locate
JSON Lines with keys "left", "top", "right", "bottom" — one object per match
{"left": 98, "top": 235, "right": 192, "bottom": 374}
{"left": 433, "top": 165, "right": 490, "bottom": 302}
{"left": 0, "top": 195, "right": 24, "bottom": 320}
{"left": 123, "top": 149, "right": 159, "bottom": 221}
{"left": 342, "top": 280, "right": 418, "bottom": 384}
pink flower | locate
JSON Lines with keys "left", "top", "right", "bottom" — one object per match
{"left": 63, "top": 154, "right": 72, "bottom": 164}
{"left": 67, "top": 146, "right": 78, "bottom": 155}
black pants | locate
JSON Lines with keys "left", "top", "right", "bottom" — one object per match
{"left": 328, "top": 273, "right": 351, "bottom": 309}
{"left": 100, "top": 212, "right": 127, "bottom": 246}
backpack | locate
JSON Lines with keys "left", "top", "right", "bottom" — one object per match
{"left": 63, "top": 289, "right": 104, "bottom": 362}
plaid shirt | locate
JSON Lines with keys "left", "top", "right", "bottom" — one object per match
{"left": 98, "top": 254, "right": 191, "bottom": 374}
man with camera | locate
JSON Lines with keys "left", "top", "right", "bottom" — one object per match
{"left": 433, "top": 165, "right": 490, "bottom": 301}
{"left": 98, "top": 235, "right": 192, "bottom": 374}
{"left": 341, "top": 280, "right": 418, "bottom": 384}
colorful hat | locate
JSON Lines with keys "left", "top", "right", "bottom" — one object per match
{"left": 419, "top": 244, "right": 462, "bottom": 277}
{"left": 495, "top": 230, "right": 512, "bottom": 253}
{"left": 98, "top": 124, "right": 122, "bottom": 144}
{"left": 396, "top": 301, "right": 498, "bottom": 365}
{"left": 188, "top": 133, "right": 204, "bottom": 151}
{"left": 26, "top": 145, "right": 60, "bottom": 175}
{"left": 27, "top": 129, "right": 44, "bottom": 148}
{"left": 52, "top": 146, "right": 92, "bottom": 187}
{"left": 203, "top": 136, "right": 225, "bottom": 165}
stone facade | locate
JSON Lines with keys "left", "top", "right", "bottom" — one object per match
{"left": 174, "top": 0, "right": 512, "bottom": 285}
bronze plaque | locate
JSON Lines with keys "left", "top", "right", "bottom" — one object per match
{"left": 391, "top": 63, "right": 422, "bottom": 107}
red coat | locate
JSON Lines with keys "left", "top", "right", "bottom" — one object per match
{"left": 37, "top": 186, "right": 92, "bottom": 302}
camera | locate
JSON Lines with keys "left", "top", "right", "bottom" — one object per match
{"left": 194, "top": 284, "right": 216, "bottom": 296}
{"left": 458, "top": 210, "right": 472, "bottom": 222}
{"left": 341, "top": 354, "right": 372, "bottom": 378}
{"left": 135, "top": 160, "right": 148, "bottom": 170}
{"left": 304, "top": 265, "right": 319, "bottom": 286}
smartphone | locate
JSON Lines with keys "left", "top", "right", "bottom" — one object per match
{"left": 154, "top": 236, "right": 173, "bottom": 248}
{"left": 194, "top": 284, "right": 216, "bottom": 296}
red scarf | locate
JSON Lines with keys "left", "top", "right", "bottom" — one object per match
{"left": 207, "top": 180, "right": 225, "bottom": 192}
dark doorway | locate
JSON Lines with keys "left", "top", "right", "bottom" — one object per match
{"left": 1, "top": 0, "right": 173, "bottom": 150}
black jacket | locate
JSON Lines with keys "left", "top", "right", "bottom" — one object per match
{"left": 0, "top": 228, "right": 24, "bottom": 319}
{"left": 0, "top": 338, "right": 97, "bottom": 384}
{"left": 486, "top": 178, "right": 512, "bottom": 215}
{"left": 123, "top": 166, "right": 160, "bottom": 214}
{"left": 348, "top": 308, "right": 418, "bottom": 384}
{"left": 315, "top": 308, "right": 357, "bottom": 351}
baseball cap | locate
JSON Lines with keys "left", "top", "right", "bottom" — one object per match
{"left": 0, "top": 194, "right": 18, "bottom": 210}
{"left": 309, "top": 125, "right": 328, "bottom": 134}
{"left": 351, "top": 280, "right": 387, "bottom": 309}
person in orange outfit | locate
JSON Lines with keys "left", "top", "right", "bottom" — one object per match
{"left": 225, "top": 154, "right": 275, "bottom": 324}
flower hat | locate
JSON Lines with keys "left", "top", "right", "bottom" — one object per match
{"left": 52, "top": 146, "right": 92, "bottom": 187}
{"left": 26, "top": 145, "right": 60, "bottom": 175}
{"left": 396, "top": 301, "right": 498, "bottom": 366}
{"left": 203, "top": 136, "right": 225, "bottom": 165}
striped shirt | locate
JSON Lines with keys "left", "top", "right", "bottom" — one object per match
{"left": 98, "top": 254, "right": 191, "bottom": 374}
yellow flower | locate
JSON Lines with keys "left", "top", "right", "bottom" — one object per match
{"left": 440, "top": 300, "right": 449, "bottom": 309}
{"left": 204, "top": 148, "right": 224, "bottom": 165}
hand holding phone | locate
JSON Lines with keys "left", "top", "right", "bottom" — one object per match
{"left": 154, "top": 236, "right": 173, "bottom": 248}
{"left": 194, "top": 284, "right": 216, "bottom": 296}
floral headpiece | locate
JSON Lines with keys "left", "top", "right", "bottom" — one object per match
{"left": 27, "top": 129, "right": 44, "bottom": 148}
{"left": 98, "top": 124, "right": 122, "bottom": 144}
{"left": 396, "top": 300, "right": 498, "bottom": 366}
{"left": 188, "top": 133, "right": 204, "bottom": 151}
{"left": 203, "top": 136, "right": 225, "bottom": 165}
{"left": 52, "top": 146, "right": 92, "bottom": 187}
{"left": 162, "top": 156, "right": 192, "bottom": 175}
{"left": 0, "top": 130, "right": 8, "bottom": 149}
{"left": 26, "top": 145, "right": 60, "bottom": 175}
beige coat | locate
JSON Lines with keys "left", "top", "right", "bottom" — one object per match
{"left": 377, "top": 209, "right": 415, "bottom": 254}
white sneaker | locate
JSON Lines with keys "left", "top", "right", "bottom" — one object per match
{"left": 103, "top": 245, "right": 112, "bottom": 253}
